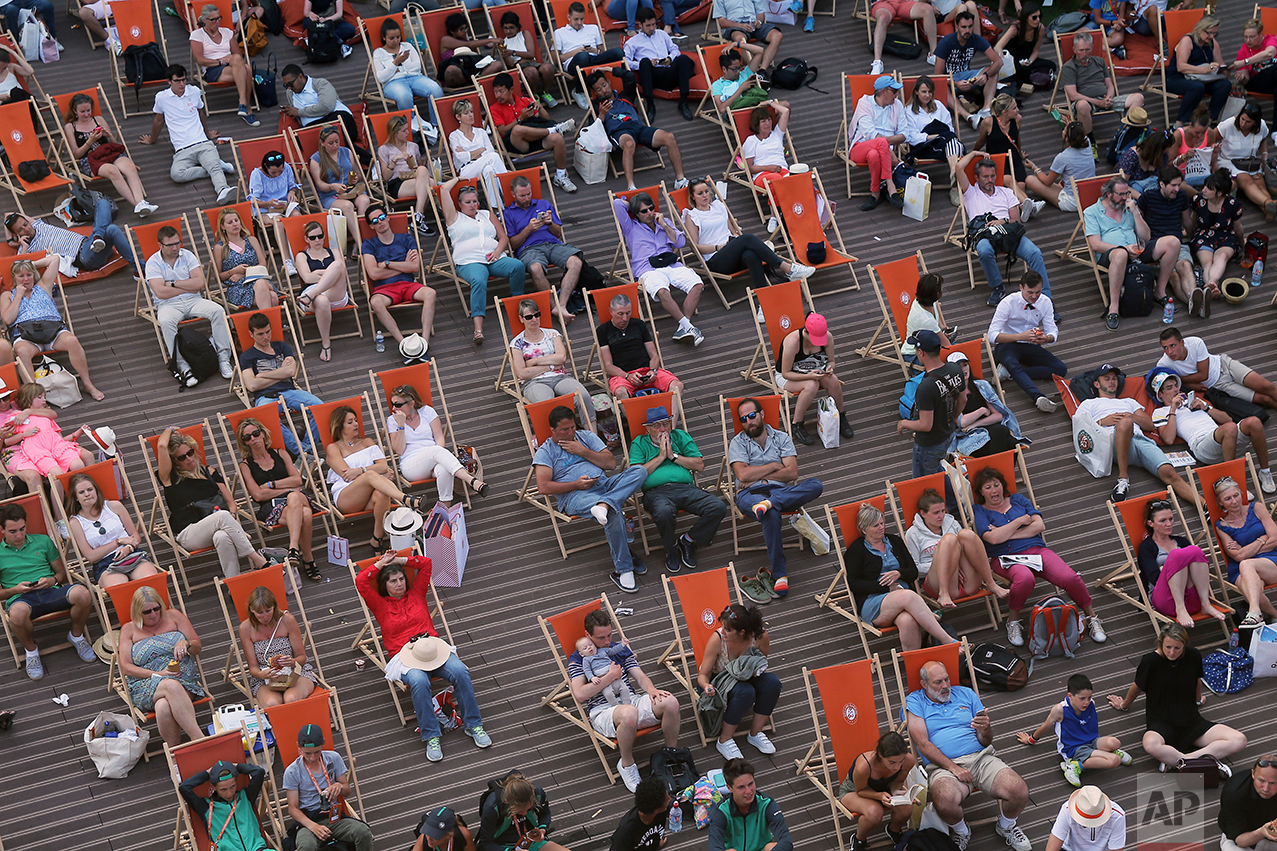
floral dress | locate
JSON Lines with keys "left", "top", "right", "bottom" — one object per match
{"left": 220, "top": 239, "right": 270, "bottom": 308}
{"left": 127, "top": 630, "right": 205, "bottom": 711}
{"left": 248, "top": 627, "right": 317, "bottom": 698}
{"left": 1190, "top": 194, "right": 1242, "bottom": 254}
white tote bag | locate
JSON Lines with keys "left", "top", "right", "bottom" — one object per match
{"left": 1071, "top": 412, "right": 1113, "bottom": 478}
{"left": 18, "top": 10, "right": 41, "bottom": 61}
{"left": 903, "top": 173, "right": 931, "bottom": 222}
{"left": 1250, "top": 625, "right": 1277, "bottom": 678}
{"left": 326, "top": 208, "right": 347, "bottom": 259}
{"left": 816, "top": 395, "right": 840, "bottom": 448}
{"left": 84, "top": 711, "right": 149, "bottom": 779}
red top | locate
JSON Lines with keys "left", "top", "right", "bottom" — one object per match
{"left": 355, "top": 556, "right": 437, "bottom": 656}
{"left": 489, "top": 96, "right": 536, "bottom": 129}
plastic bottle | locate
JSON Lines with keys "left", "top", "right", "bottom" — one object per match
{"left": 667, "top": 804, "right": 682, "bottom": 833}
{"left": 1230, "top": 628, "right": 1239, "bottom": 650}
{"left": 375, "top": 331, "right": 386, "bottom": 353}
{"left": 1253, "top": 260, "right": 1265, "bottom": 288}
{"left": 1162, "top": 299, "right": 1174, "bottom": 325}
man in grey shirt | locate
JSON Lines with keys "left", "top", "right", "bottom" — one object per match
{"left": 727, "top": 397, "right": 823, "bottom": 598}
{"left": 282, "top": 724, "right": 373, "bottom": 851}
{"left": 1059, "top": 32, "right": 1144, "bottom": 138}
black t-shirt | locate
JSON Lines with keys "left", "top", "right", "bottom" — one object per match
{"left": 1134, "top": 645, "right": 1203, "bottom": 726}
{"left": 1218, "top": 771, "right": 1277, "bottom": 840}
{"left": 597, "top": 318, "right": 653, "bottom": 373}
{"left": 609, "top": 808, "right": 665, "bottom": 851}
{"left": 914, "top": 363, "right": 966, "bottom": 447}
{"left": 239, "top": 341, "right": 297, "bottom": 397}
{"left": 163, "top": 467, "right": 226, "bottom": 533}
{"left": 1137, "top": 188, "right": 1190, "bottom": 241}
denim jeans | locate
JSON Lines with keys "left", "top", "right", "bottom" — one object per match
{"left": 734, "top": 479, "right": 824, "bottom": 578}
{"left": 912, "top": 438, "right": 953, "bottom": 479}
{"left": 643, "top": 481, "right": 728, "bottom": 553}
{"left": 659, "top": 0, "right": 700, "bottom": 27}
{"left": 1166, "top": 73, "right": 1231, "bottom": 124}
{"left": 77, "top": 197, "right": 138, "bottom": 275}
{"left": 4, "top": 0, "right": 56, "bottom": 39}
{"left": 722, "top": 671, "right": 781, "bottom": 725}
{"left": 402, "top": 652, "right": 483, "bottom": 740}
{"left": 606, "top": 0, "right": 653, "bottom": 29}
{"left": 559, "top": 465, "right": 648, "bottom": 575}
{"left": 385, "top": 76, "right": 444, "bottom": 122}
{"left": 976, "top": 235, "right": 1051, "bottom": 296}
{"left": 993, "top": 341, "right": 1067, "bottom": 402}
{"left": 254, "top": 388, "right": 322, "bottom": 457}
{"left": 457, "top": 256, "right": 526, "bottom": 319}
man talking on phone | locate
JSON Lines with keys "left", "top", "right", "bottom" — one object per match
{"left": 905, "top": 660, "right": 1030, "bottom": 851}
{"left": 534, "top": 405, "right": 648, "bottom": 592}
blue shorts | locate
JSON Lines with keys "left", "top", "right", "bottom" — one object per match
{"left": 9, "top": 585, "right": 73, "bottom": 618}
{"left": 724, "top": 21, "right": 778, "bottom": 42}
{"left": 1129, "top": 432, "right": 1171, "bottom": 477}
{"left": 1066, "top": 738, "right": 1098, "bottom": 763}
{"left": 612, "top": 124, "right": 658, "bottom": 149}
{"left": 860, "top": 592, "right": 887, "bottom": 625}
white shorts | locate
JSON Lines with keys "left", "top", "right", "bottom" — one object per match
{"left": 1059, "top": 192, "right": 1078, "bottom": 213}
{"left": 1212, "top": 354, "right": 1256, "bottom": 404}
{"left": 301, "top": 281, "right": 350, "bottom": 310}
{"left": 640, "top": 266, "right": 701, "bottom": 300}
{"left": 589, "top": 693, "right": 656, "bottom": 737}
{"left": 1189, "top": 424, "right": 1249, "bottom": 465}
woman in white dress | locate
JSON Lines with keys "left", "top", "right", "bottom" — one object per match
{"left": 324, "top": 404, "right": 424, "bottom": 551}
{"left": 386, "top": 383, "right": 486, "bottom": 506}
{"left": 448, "top": 99, "right": 508, "bottom": 207}
{"left": 1213, "top": 103, "right": 1274, "bottom": 219}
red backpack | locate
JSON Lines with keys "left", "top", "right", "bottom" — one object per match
{"left": 1027, "top": 595, "right": 1082, "bottom": 660}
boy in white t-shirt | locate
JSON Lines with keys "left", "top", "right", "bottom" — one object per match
{"left": 1074, "top": 364, "right": 1192, "bottom": 504}
{"left": 553, "top": 1, "right": 631, "bottom": 108}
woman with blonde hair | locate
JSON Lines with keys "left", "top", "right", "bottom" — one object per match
{"left": 0, "top": 255, "right": 105, "bottom": 401}
{"left": 448, "top": 99, "right": 508, "bottom": 206}
{"left": 117, "top": 585, "right": 206, "bottom": 748}
{"left": 157, "top": 426, "right": 269, "bottom": 578}
{"left": 386, "top": 384, "right": 486, "bottom": 506}
{"left": 211, "top": 207, "right": 279, "bottom": 310}
{"left": 478, "top": 771, "right": 569, "bottom": 851}
{"left": 325, "top": 405, "right": 425, "bottom": 552}
{"left": 377, "top": 114, "right": 435, "bottom": 237}
{"left": 61, "top": 93, "right": 157, "bottom": 216}
{"left": 65, "top": 472, "right": 160, "bottom": 588}
{"left": 237, "top": 586, "right": 317, "bottom": 706}
{"left": 1166, "top": 15, "right": 1230, "bottom": 125}
{"left": 234, "top": 417, "right": 319, "bottom": 581}
{"left": 309, "top": 125, "right": 370, "bottom": 258}
{"left": 1212, "top": 475, "right": 1277, "bottom": 627}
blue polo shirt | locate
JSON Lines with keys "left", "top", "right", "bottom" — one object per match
{"left": 533, "top": 430, "right": 608, "bottom": 510}
{"left": 503, "top": 199, "right": 562, "bottom": 257}
{"left": 905, "top": 684, "right": 984, "bottom": 763}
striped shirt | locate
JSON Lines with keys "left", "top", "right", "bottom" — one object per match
{"left": 27, "top": 220, "right": 85, "bottom": 261}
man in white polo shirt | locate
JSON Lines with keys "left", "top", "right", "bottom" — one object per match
{"left": 145, "top": 224, "right": 234, "bottom": 386}
{"left": 139, "top": 63, "right": 238, "bottom": 205}
{"left": 1046, "top": 786, "right": 1125, "bottom": 851}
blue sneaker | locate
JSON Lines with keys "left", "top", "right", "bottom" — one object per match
{"left": 788, "top": 0, "right": 803, "bottom": 10}
{"left": 803, "top": 14, "right": 814, "bottom": 30}
{"left": 466, "top": 725, "right": 492, "bottom": 748}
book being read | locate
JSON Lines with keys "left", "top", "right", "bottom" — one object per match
{"left": 889, "top": 784, "right": 926, "bottom": 808}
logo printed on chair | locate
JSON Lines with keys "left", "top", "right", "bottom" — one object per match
{"left": 779, "top": 314, "right": 792, "bottom": 330}
{"left": 130, "top": 25, "right": 141, "bottom": 37}
{"left": 791, "top": 203, "right": 804, "bottom": 216}
{"left": 10, "top": 131, "right": 20, "bottom": 144}
{"left": 899, "top": 292, "right": 911, "bottom": 306}
{"left": 700, "top": 608, "right": 715, "bottom": 626}
{"left": 841, "top": 703, "right": 858, "bottom": 723}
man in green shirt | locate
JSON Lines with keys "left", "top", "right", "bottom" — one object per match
{"left": 0, "top": 502, "right": 96, "bottom": 680}
{"left": 628, "top": 405, "right": 727, "bottom": 574}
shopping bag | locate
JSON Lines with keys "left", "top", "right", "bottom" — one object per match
{"left": 577, "top": 117, "right": 613, "bottom": 153}
{"left": 421, "top": 501, "right": 468, "bottom": 587}
{"left": 18, "top": 10, "right": 40, "bottom": 61}
{"left": 574, "top": 146, "right": 607, "bottom": 185}
{"left": 1249, "top": 624, "right": 1277, "bottom": 678}
{"left": 902, "top": 173, "right": 931, "bottom": 222}
{"left": 327, "top": 208, "right": 347, "bottom": 258}
{"left": 35, "top": 356, "right": 81, "bottom": 408}
{"left": 1220, "top": 90, "right": 1247, "bottom": 123}
{"left": 1071, "top": 411, "right": 1113, "bottom": 478}
{"left": 84, "top": 710, "right": 149, "bottom": 778}
{"left": 816, "top": 395, "right": 839, "bottom": 448}
{"left": 764, "top": 0, "right": 795, "bottom": 24}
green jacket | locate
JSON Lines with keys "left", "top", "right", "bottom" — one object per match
{"left": 707, "top": 793, "right": 792, "bottom": 851}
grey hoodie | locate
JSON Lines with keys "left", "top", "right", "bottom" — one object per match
{"left": 904, "top": 511, "right": 963, "bottom": 578}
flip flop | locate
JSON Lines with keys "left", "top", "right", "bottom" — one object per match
{"left": 319, "top": 345, "right": 331, "bottom": 362}
{"left": 473, "top": 330, "right": 485, "bottom": 345}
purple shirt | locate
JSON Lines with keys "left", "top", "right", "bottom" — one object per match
{"left": 624, "top": 29, "right": 680, "bottom": 64}
{"left": 612, "top": 197, "right": 686, "bottom": 278}
{"left": 503, "top": 198, "right": 562, "bottom": 257}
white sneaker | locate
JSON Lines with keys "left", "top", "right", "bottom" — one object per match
{"left": 870, "top": 59, "right": 884, "bottom": 75}
{"left": 747, "top": 732, "right": 776, "bottom": 754}
{"left": 756, "top": 306, "right": 765, "bottom": 323}
{"left": 553, "top": 118, "right": 576, "bottom": 135}
{"left": 420, "top": 122, "right": 440, "bottom": 146}
{"left": 552, "top": 172, "right": 578, "bottom": 193}
{"left": 216, "top": 185, "right": 239, "bottom": 205}
{"left": 617, "top": 759, "right": 642, "bottom": 792}
{"left": 1087, "top": 615, "right": 1108, "bottom": 643}
{"left": 89, "top": 237, "right": 106, "bottom": 253}
{"left": 284, "top": 258, "right": 297, "bottom": 277}
{"left": 716, "top": 738, "right": 743, "bottom": 760}
{"left": 218, "top": 355, "right": 234, "bottom": 379}
{"left": 996, "top": 824, "right": 1031, "bottom": 851}
{"left": 69, "top": 632, "right": 96, "bottom": 663}
{"left": 25, "top": 651, "right": 43, "bottom": 680}
{"left": 1261, "top": 468, "right": 1276, "bottom": 494}
{"left": 790, "top": 262, "right": 816, "bottom": 278}
{"left": 573, "top": 91, "right": 591, "bottom": 110}
{"left": 220, "top": 161, "right": 236, "bottom": 175}
{"left": 55, "top": 520, "right": 69, "bottom": 540}
{"left": 672, "top": 177, "right": 689, "bottom": 190}
{"left": 340, "top": 43, "right": 353, "bottom": 58}
{"left": 689, "top": 326, "right": 704, "bottom": 347}
{"left": 968, "top": 112, "right": 983, "bottom": 131}
{"left": 951, "top": 826, "right": 971, "bottom": 851}
{"left": 996, "top": 363, "right": 1010, "bottom": 381}
{"left": 1036, "top": 396, "right": 1059, "bottom": 413}
{"left": 767, "top": 216, "right": 779, "bottom": 233}
{"left": 1006, "top": 619, "right": 1025, "bottom": 647}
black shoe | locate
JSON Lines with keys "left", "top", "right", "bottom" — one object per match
{"left": 630, "top": 550, "right": 648, "bottom": 574}
{"left": 677, "top": 535, "right": 698, "bottom": 569}
{"left": 887, "top": 189, "right": 904, "bottom": 208}
{"left": 643, "top": 98, "right": 656, "bottom": 116}
{"left": 679, "top": 101, "right": 694, "bottom": 120}
{"left": 792, "top": 422, "right": 815, "bottom": 445}
{"left": 859, "top": 189, "right": 882, "bottom": 211}
{"left": 986, "top": 286, "right": 1005, "bottom": 307}
{"left": 943, "top": 325, "right": 959, "bottom": 339}
{"left": 839, "top": 411, "right": 855, "bottom": 439}
{"left": 665, "top": 549, "right": 682, "bottom": 574}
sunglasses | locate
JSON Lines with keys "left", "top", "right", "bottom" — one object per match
{"left": 264, "top": 155, "right": 284, "bottom": 165}
{"left": 637, "top": 206, "right": 655, "bottom": 214}
{"left": 241, "top": 429, "right": 262, "bottom": 440}
{"left": 392, "top": 399, "right": 413, "bottom": 408}
{"left": 161, "top": 241, "right": 182, "bottom": 248}
{"left": 306, "top": 231, "right": 324, "bottom": 240}
{"left": 4, "top": 214, "right": 19, "bottom": 230}
{"left": 141, "top": 606, "right": 161, "bottom": 615}
{"left": 739, "top": 411, "right": 761, "bottom": 423}
{"left": 521, "top": 311, "right": 541, "bottom": 320}
{"left": 1148, "top": 499, "right": 1172, "bottom": 512}
{"left": 1258, "top": 759, "right": 1277, "bottom": 769}
{"left": 174, "top": 449, "right": 194, "bottom": 461}
{"left": 92, "top": 519, "right": 106, "bottom": 535}
{"left": 368, "top": 213, "right": 388, "bottom": 224}
{"left": 206, "top": 13, "right": 221, "bottom": 20}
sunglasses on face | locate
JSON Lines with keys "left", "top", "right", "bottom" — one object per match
{"left": 392, "top": 399, "right": 413, "bottom": 409}
{"left": 739, "top": 411, "right": 761, "bottom": 423}
{"left": 306, "top": 231, "right": 324, "bottom": 241}
{"left": 174, "top": 449, "right": 194, "bottom": 461}
{"left": 161, "top": 240, "right": 182, "bottom": 248}
{"left": 241, "top": 429, "right": 262, "bottom": 440}
{"left": 369, "top": 213, "right": 388, "bottom": 224}
{"left": 522, "top": 311, "right": 541, "bottom": 320}
{"left": 637, "top": 206, "right": 654, "bottom": 214}
{"left": 141, "top": 606, "right": 161, "bottom": 615}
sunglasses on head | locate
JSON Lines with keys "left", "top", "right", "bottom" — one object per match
{"left": 1149, "top": 499, "right": 1171, "bottom": 511}
{"left": 264, "top": 154, "right": 284, "bottom": 165}
{"left": 4, "top": 213, "right": 18, "bottom": 230}
{"left": 1258, "top": 759, "right": 1277, "bottom": 769}
{"left": 739, "top": 410, "right": 761, "bottom": 423}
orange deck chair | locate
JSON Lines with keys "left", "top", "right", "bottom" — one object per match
{"left": 740, "top": 278, "right": 814, "bottom": 393}
{"left": 492, "top": 286, "right": 579, "bottom": 402}
{"left": 1190, "top": 456, "right": 1276, "bottom": 606}
{"left": 108, "top": 0, "right": 171, "bottom": 118}
{"left": 166, "top": 729, "right": 281, "bottom": 851}
{"left": 1141, "top": 8, "right": 1207, "bottom": 125}
{"left": 857, "top": 251, "right": 927, "bottom": 376}
{"left": 765, "top": 170, "right": 859, "bottom": 298}
{"left": 276, "top": 212, "right": 364, "bottom": 345}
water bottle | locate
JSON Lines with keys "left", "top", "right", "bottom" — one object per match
{"left": 375, "top": 331, "right": 386, "bottom": 353}
{"left": 1252, "top": 260, "right": 1265, "bottom": 288}
{"left": 624, "top": 514, "right": 635, "bottom": 543}
{"left": 1230, "top": 628, "right": 1239, "bottom": 650}
{"left": 667, "top": 804, "right": 682, "bottom": 833}
{"left": 1162, "top": 299, "right": 1174, "bottom": 324}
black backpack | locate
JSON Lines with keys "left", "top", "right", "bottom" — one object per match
{"left": 769, "top": 57, "right": 817, "bottom": 90}
{"left": 121, "top": 42, "right": 168, "bottom": 103}
{"left": 170, "top": 326, "right": 220, "bottom": 387}
{"left": 894, "top": 828, "right": 961, "bottom": 851}
{"left": 1106, "top": 123, "right": 1150, "bottom": 166}
{"left": 968, "top": 642, "right": 1031, "bottom": 691}
{"left": 306, "top": 21, "right": 342, "bottom": 64}
{"left": 882, "top": 35, "right": 922, "bottom": 60}
{"left": 1069, "top": 364, "right": 1127, "bottom": 404}
{"left": 649, "top": 747, "right": 698, "bottom": 801}
{"left": 1118, "top": 263, "right": 1157, "bottom": 317}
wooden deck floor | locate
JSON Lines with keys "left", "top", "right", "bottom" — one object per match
{"left": 3, "top": 1, "right": 1276, "bottom": 849}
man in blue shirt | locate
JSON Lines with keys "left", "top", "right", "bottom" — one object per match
{"left": 905, "top": 660, "right": 1030, "bottom": 851}
{"left": 360, "top": 204, "right": 438, "bottom": 354}
{"left": 587, "top": 70, "right": 688, "bottom": 193}
{"left": 533, "top": 405, "right": 648, "bottom": 591}
{"left": 933, "top": 11, "right": 1001, "bottom": 128}
{"left": 503, "top": 175, "right": 589, "bottom": 325}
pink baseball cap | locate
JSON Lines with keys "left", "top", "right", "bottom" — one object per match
{"left": 805, "top": 313, "right": 828, "bottom": 346}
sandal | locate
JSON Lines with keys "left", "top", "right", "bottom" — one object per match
{"left": 296, "top": 292, "right": 314, "bottom": 313}
{"left": 369, "top": 535, "right": 389, "bottom": 552}
{"left": 302, "top": 560, "right": 321, "bottom": 581}
{"left": 473, "top": 330, "right": 485, "bottom": 346}
{"left": 402, "top": 494, "right": 426, "bottom": 511}
{"left": 471, "top": 478, "right": 489, "bottom": 497}
{"left": 319, "top": 345, "right": 331, "bottom": 362}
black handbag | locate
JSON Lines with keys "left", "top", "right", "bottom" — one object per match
{"left": 17, "top": 160, "right": 50, "bottom": 183}
{"left": 648, "top": 251, "right": 678, "bottom": 268}
{"left": 13, "top": 320, "right": 66, "bottom": 346}
{"left": 253, "top": 53, "right": 278, "bottom": 109}
{"left": 188, "top": 494, "right": 230, "bottom": 520}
